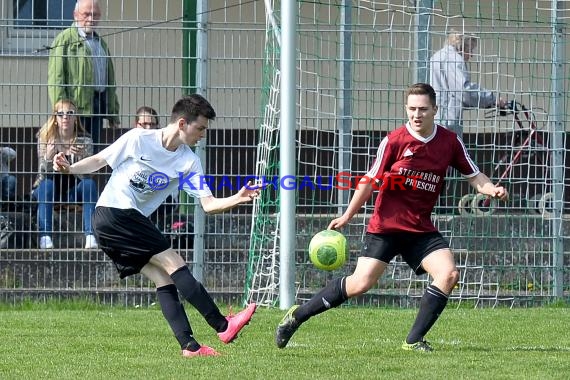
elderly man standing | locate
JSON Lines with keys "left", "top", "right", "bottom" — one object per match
{"left": 430, "top": 31, "right": 505, "bottom": 138}
{"left": 48, "top": 0, "right": 120, "bottom": 151}
{"left": 430, "top": 31, "right": 505, "bottom": 214}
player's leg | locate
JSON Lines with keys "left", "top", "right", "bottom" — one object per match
{"left": 149, "top": 250, "right": 227, "bottom": 330}
{"left": 141, "top": 263, "right": 219, "bottom": 357}
{"left": 149, "top": 249, "right": 256, "bottom": 343}
{"left": 94, "top": 206, "right": 254, "bottom": 346}
{"left": 276, "top": 233, "right": 392, "bottom": 348}
{"left": 93, "top": 208, "right": 225, "bottom": 332}
{"left": 93, "top": 207, "right": 219, "bottom": 356}
{"left": 296, "top": 257, "right": 387, "bottom": 323}
{"left": 403, "top": 234, "right": 459, "bottom": 351}
{"left": 422, "top": 248, "right": 459, "bottom": 295}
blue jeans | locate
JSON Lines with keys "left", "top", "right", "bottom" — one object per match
{"left": 0, "top": 174, "right": 17, "bottom": 200}
{"left": 33, "top": 177, "right": 98, "bottom": 237}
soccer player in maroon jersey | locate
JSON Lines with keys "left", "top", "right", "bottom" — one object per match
{"left": 275, "top": 83, "right": 508, "bottom": 352}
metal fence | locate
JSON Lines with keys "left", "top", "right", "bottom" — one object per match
{"left": 0, "top": 0, "right": 568, "bottom": 307}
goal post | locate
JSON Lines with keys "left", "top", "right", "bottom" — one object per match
{"left": 244, "top": 0, "right": 568, "bottom": 307}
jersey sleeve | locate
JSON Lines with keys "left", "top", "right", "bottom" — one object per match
{"left": 451, "top": 135, "right": 480, "bottom": 178}
{"left": 365, "top": 136, "right": 393, "bottom": 182}
{"left": 180, "top": 159, "right": 213, "bottom": 199}
{"left": 99, "top": 129, "right": 138, "bottom": 169}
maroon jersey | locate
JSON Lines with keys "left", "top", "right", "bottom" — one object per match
{"left": 365, "top": 123, "right": 479, "bottom": 233}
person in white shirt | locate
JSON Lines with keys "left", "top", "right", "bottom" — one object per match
{"left": 131, "top": 105, "right": 178, "bottom": 227}
{"left": 430, "top": 31, "right": 506, "bottom": 214}
{"left": 430, "top": 31, "right": 506, "bottom": 137}
{"left": 53, "top": 94, "right": 260, "bottom": 357}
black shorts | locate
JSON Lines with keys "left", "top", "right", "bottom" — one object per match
{"left": 360, "top": 231, "right": 449, "bottom": 275}
{"left": 92, "top": 206, "right": 171, "bottom": 278}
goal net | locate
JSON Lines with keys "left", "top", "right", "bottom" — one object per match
{"left": 244, "top": 0, "right": 567, "bottom": 307}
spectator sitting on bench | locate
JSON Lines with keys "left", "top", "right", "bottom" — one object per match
{"left": 0, "top": 146, "right": 17, "bottom": 202}
{"left": 134, "top": 106, "right": 159, "bottom": 130}
{"left": 33, "top": 99, "right": 99, "bottom": 249}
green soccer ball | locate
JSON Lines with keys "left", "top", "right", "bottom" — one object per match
{"left": 308, "top": 230, "right": 347, "bottom": 271}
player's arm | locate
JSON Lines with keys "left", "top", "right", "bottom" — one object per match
{"left": 328, "top": 178, "right": 374, "bottom": 230}
{"left": 467, "top": 172, "right": 509, "bottom": 201}
{"left": 329, "top": 136, "right": 390, "bottom": 230}
{"left": 453, "top": 136, "right": 508, "bottom": 201}
{"left": 199, "top": 181, "right": 260, "bottom": 214}
{"left": 53, "top": 152, "right": 108, "bottom": 175}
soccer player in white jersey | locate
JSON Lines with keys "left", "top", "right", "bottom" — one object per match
{"left": 53, "top": 94, "right": 260, "bottom": 357}
{"left": 275, "top": 83, "right": 508, "bottom": 352}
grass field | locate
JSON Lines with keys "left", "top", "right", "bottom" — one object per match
{"left": 0, "top": 302, "right": 568, "bottom": 379}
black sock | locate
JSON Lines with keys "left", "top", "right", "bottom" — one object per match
{"left": 156, "top": 284, "right": 198, "bottom": 349}
{"left": 294, "top": 277, "right": 348, "bottom": 323}
{"left": 182, "top": 339, "right": 202, "bottom": 352}
{"left": 406, "top": 284, "right": 448, "bottom": 344}
{"left": 170, "top": 266, "right": 228, "bottom": 332}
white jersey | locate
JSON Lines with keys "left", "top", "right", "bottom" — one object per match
{"left": 96, "top": 128, "right": 212, "bottom": 216}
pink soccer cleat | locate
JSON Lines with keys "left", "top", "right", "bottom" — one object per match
{"left": 217, "top": 303, "right": 257, "bottom": 344}
{"left": 182, "top": 345, "right": 220, "bottom": 357}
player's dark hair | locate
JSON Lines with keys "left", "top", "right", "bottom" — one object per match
{"left": 135, "top": 106, "right": 159, "bottom": 125}
{"left": 170, "top": 94, "right": 216, "bottom": 123}
{"left": 406, "top": 83, "right": 437, "bottom": 107}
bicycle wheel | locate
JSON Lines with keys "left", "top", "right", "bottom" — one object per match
{"left": 457, "top": 194, "right": 476, "bottom": 216}
{"left": 471, "top": 193, "right": 497, "bottom": 216}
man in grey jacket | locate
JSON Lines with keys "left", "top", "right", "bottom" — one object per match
{"left": 430, "top": 31, "right": 505, "bottom": 137}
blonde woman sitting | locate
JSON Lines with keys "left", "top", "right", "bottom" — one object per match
{"left": 33, "top": 99, "right": 99, "bottom": 249}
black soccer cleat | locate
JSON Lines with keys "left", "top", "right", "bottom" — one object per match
{"left": 275, "top": 305, "right": 301, "bottom": 348}
{"left": 402, "top": 339, "right": 434, "bottom": 352}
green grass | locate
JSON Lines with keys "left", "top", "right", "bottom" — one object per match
{"left": 0, "top": 302, "right": 568, "bottom": 379}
